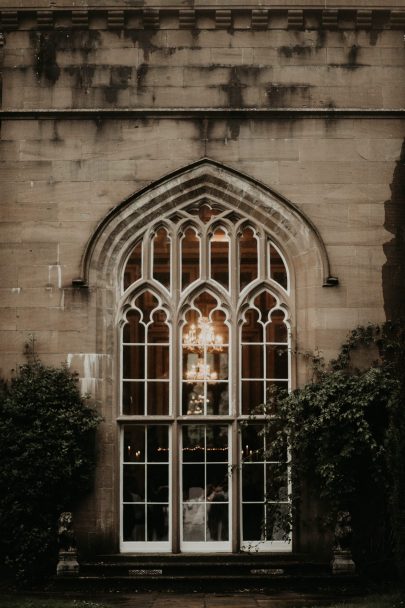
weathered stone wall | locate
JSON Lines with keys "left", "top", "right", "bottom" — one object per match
{"left": 2, "top": 26, "right": 405, "bottom": 109}
{"left": 0, "top": 2, "right": 404, "bottom": 555}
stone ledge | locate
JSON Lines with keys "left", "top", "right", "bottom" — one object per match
{"left": 1, "top": 107, "right": 405, "bottom": 119}
{"left": 0, "top": 8, "right": 404, "bottom": 31}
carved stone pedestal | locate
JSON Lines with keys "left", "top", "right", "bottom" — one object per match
{"left": 331, "top": 549, "right": 356, "bottom": 575}
{"left": 56, "top": 512, "right": 79, "bottom": 577}
{"left": 56, "top": 549, "right": 79, "bottom": 577}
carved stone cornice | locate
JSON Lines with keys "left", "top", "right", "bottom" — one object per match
{"left": 0, "top": 7, "right": 404, "bottom": 31}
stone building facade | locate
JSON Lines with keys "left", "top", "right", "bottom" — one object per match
{"left": 0, "top": 0, "right": 404, "bottom": 560}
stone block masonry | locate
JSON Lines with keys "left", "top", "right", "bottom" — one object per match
{"left": 0, "top": 0, "right": 404, "bottom": 556}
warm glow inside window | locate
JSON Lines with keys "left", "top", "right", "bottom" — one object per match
{"left": 120, "top": 203, "right": 291, "bottom": 553}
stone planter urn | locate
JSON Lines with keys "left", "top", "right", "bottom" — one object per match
{"left": 331, "top": 510, "right": 356, "bottom": 575}
{"left": 56, "top": 512, "right": 79, "bottom": 577}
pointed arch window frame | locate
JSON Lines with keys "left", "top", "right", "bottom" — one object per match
{"left": 79, "top": 159, "right": 337, "bottom": 555}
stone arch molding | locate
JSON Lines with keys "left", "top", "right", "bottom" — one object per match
{"left": 81, "top": 158, "right": 335, "bottom": 289}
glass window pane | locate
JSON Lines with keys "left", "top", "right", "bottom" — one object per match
{"left": 266, "top": 381, "right": 288, "bottom": 403}
{"left": 241, "top": 380, "right": 264, "bottom": 415}
{"left": 211, "top": 311, "right": 228, "bottom": 346}
{"left": 148, "top": 345, "right": 169, "bottom": 379}
{"left": 183, "top": 352, "right": 200, "bottom": 381}
{"left": 124, "top": 240, "right": 142, "bottom": 290}
{"left": 206, "top": 464, "right": 229, "bottom": 495}
{"left": 182, "top": 227, "right": 200, "bottom": 291}
{"left": 269, "top": 244, "right": 288, "bottom": 290}
{"left": 147, "top": 504, "right": 169, "bottom": 541}
{"left": 210, "top": 229, "right": 229, "bottom": 289}
{"left": 242, "top": 504, "right": 264, "bottom": 541}
{"left": 241, "top": 309, "right": 262, "bottom": 343}
{"left": 183, "top": 503, "right": 205, "bottom": 541}
{"left": 206, "top": 426, "right": 228, "bottom": 462}
{"left": 123, "top": 345, "right": 144, "bottom": 379}
{"left": 207, "top": 348, "right": 228, "bottom": 380}
{"left": 183, "top": 464, "right": 205, "bottom": 499}
{"left": 266, "top": 345, "right": 288, "bottom": 379}
{"left": 266, "top": 503, "right": 291, "bottom": 541}
{"left": 124, "top": 426, "right": 145, "bottom": 462}
{"left": 242, "top": 463, "right": 264, "bottom": 501}
{"left": 254, "top": 291, "right": 276, "bottom": 324}
{"left": 123, "top": 504, "right": 145, "bottom": 541}
{"left": 153, "top": 227, "right": 171, "bottom": 289}
{"left": 206, "top": 382, "right": 229, "bottom": 415}
{"left": 183, "top": 426, "right": 205, "bottom": 462}
{"left": 122, "top": 382, "right": 144, "bottom": 415}
{"left": 147, "top": 464, "right": 169, "bottom": 502}
{"left": 265, "top": 423, "right": 287, "bottom": 462}
{"left": 148, "top": 310, "right": 169, "bottom": 343}
{"left": 183, "top": 382, "right": 205, "bottom": 415}
{"left": 241, "top": 344, "right": 263, "bottom": 379}
{"left": 147, "top": 382, "right": 169, "bottom": 415}
{"left": 241, "top": 425, "right": 264, "bottom": 462}
{"left": 239, "top": 227, "right": 258, "bottom": 290}
{"left": 147, "top": 426, "right": 169, "bottom": 462}
{"left": 194, "top": 292, "right": 217, "bottom": 318}
{"left": 267, "top": 310, "right": 288, "bottom": 343}
{"left": 123, "top": 309, "right": 144, "bottom": 344}
{"left": 135, "top": 291, "right": 158, "bottom": 324}
{"left": 207, "top": 503, "right": 228, "bottom": 541}
{"left": 123, "top": 465, "right": 145, "bottom": 501}
{"left": 266, "top": 464, "right": 288, "bottom": 502}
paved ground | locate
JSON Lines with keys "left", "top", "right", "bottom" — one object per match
{"left": 57, "top": 590, "right": 353, "bottom": 607}
{"left": 111, "top": 593, "right": 339, "bottom": 607}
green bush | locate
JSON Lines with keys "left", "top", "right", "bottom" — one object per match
{"left": 263, "top": 322, "right": 405, "bottom": 577}
{"left": 0, "top": 355, "right": 101, "bottom": 584}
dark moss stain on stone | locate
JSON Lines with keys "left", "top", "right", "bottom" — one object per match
{"left": 266, "top": 84, "right": 311, "bottom": 107}
{"left": 52, "top": 122, "right": 63, "bottom": 144}
{"left": 65, "top": 65, "right": 96, "bottom": 89}
{"left": 221, "top": 66, "right": 244, "bottom": 107}
{"left": 30, "top": 30, "right": 101, "bottom": 85}
{"left": 278, "top": 45, "right": 312, "bottom": 58}
{"left": 347, "top": 44, "right": 359, "bottom": 68}
{"left": 227, "top": 119, "right": 241, "bottom": 140}
{"left": 136, "top": 63, "right": 148, "bottom": 90}
{"left": 102, "top": 87, "right": 118, "bottom": 104}
{"left": 328, "top": 45, "right": 367, "bottom": 71}
{"left": 111, "top": 66, "right": 132, "bottom": 87}
{"left": 316, "top": 29, "right": 327, "bottom": 49}
{"left": 383, "top": 139, "right": 405, "bottom": 320}
{"left": 195, "top": 116, "right": 209, "bottom": 144}
{"left": 124, "top": 30, "right": 159, "bottom": 62}
{"left": 101, "top": 66, "right": 132, "bottom": 104}
{"left": 219, "top": 66, "right": 261, "bottom": 108}
{"left": 369, "top": 29, "right": 380, "bottom": 46}
{"left": 190, "top": 28, "right": 200, "bottom": 47}
{"left": 31, "top": 31, "right": 60, "bottom": 84}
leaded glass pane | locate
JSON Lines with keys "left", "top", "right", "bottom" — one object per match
{"left": 124, "top": 240, "right": 142, "bottom": 290}
{"left": 182, "top": 227, "right": 200, "bottom": 291}
{"left": 153, "top": 227, "right": 171, "bottom": 289}
{"left": 210, "top": 228, "right": 229, "bottom": 289}
{"left": 239, "top": 227, "right": 258, "bottom": 290}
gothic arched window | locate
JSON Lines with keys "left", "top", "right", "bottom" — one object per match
{"left": 120, "top": 202, "right": 291, "bottom": 553}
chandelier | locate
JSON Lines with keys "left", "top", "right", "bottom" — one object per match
{"left": 183, "top": 316, "right": 223, "bottom": 351}
{"left": 185, "top": 359, "right": 218, "bottom": 383}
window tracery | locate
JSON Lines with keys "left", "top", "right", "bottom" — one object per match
{"left": 120, "top": 201, "right": 291, "bottom": 551}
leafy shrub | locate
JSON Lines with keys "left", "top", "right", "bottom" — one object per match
{"left": 0, "top": 355, "right": 101, "bottom": 584}
{"left": 262, "top": 322, "right": 405, "bottom": 577}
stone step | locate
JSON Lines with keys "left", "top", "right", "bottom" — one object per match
{"left": 53, "top": 572, "right": 360, "bottom": 594}
{"left": 80, "top": 560, "right": 330, "bottom": 577}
